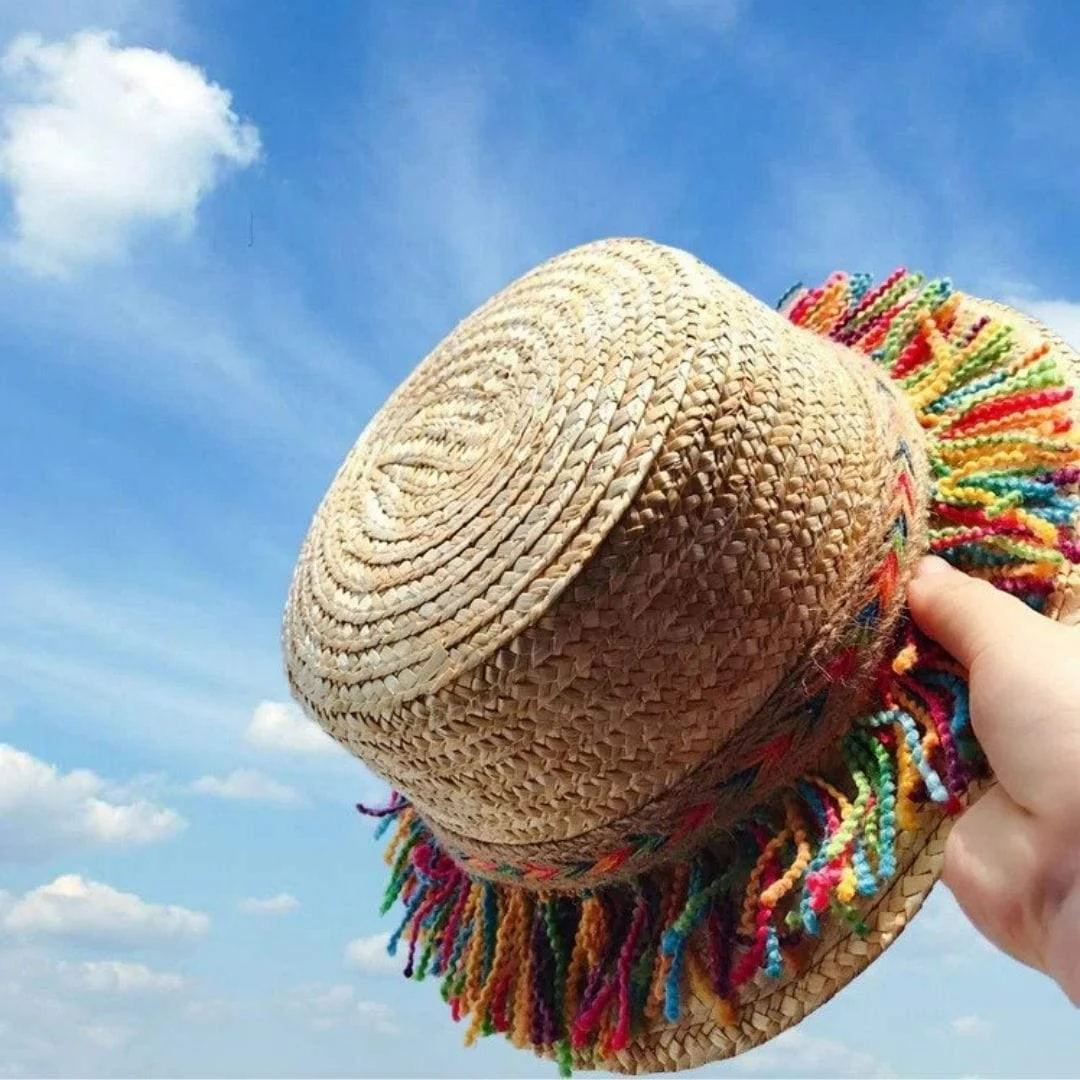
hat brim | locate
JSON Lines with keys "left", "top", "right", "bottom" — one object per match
{"left": 595, "top": 780, "right": 988, "bottom": 1073}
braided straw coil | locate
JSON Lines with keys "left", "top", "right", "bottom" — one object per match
{"left": 283, "top": 238, "right": 1080, "bottom": 1075}
{"left": 286, "top": 238, "right": 924, "bottom": 868}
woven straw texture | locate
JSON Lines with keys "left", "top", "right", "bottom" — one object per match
{"left": 286, "top": 238, "right": 923, "bottom": 872}
{"left": 283, "top": 238, "right": 1080, "bottom": 1075}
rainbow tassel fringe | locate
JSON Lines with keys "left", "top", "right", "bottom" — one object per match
{"left": 359, "top": 271, "right": 1080, "bottom": 1076}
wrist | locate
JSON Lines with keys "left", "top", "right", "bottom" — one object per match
{"left": 1047, "top": 879, "right": 1080, "bottom": 1006}
{"left": 1043, "top": 825, "right": 1080, "bottom": 1006}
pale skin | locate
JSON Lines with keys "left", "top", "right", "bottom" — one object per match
{"left": 908, "top": 555, "right": 1080, "bottom": 1006}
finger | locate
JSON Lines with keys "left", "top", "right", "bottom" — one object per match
{"left": 943, "top": 784, "right": 1047, "bottom": 974}
{"left": 907, "top": 555, "right": 1058, "bottom": 670}
{"left": 909, "top": 556, "right": 1080, "bottom": 821}
{"left": 1047, "top": 882, "right": 1080, "bottom": 1007}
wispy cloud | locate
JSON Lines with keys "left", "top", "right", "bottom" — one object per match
{"left": 344, "top": 932, "right": 395, "bottom": 975}
{"left": 336, "top": 4, "right": 681, "bottom": 365}
{"left": 289, "top": 983, "right": 399, "bottom": 1037}
{"left": 736, "top": 1029, "right": 893, "bottom": 1079}
{"left": 347, "top": 72, "right": 548, "bottom": 341}
{"left": 76, "top": 1023, "right": 132, "bottom": 1051}
{"left": 237, "top": 893, "right": 299, "bottom": 916}
{"left": 353, "top": 999, "right": 398, "bottom": 1037}
{"left": 0, "top": 557, "right": 279, "bottom": 763}
{"left": 190, "top": 768, "right": 300, "bottom": 806}
{"left": 0, "top": 555, "right": 370, "bottom": 812}
{"left": 892, "top": 886, "right": 994, "bottom": 972}
{"left": 754, "top": 96, "right": 1020, "bottom": 292}
{"left": 1012, "top": 299, "right": 1080, "bottom": 350}
{"left": 58, "top": 958, "right": 187, "bottom": 994}
{"left": 737, "top": 17, "right": 1034, "bottom": 295}
{"left": 0, "top": 225, "right": 372, "bottom": 466}
{"left": 951, "top": 1014, "right": 993, "bottom": 1038}
{"left": 944, "top": 0, "right": 1031, "bottom": 55}
{"left": 0, "top": 942, "right": 193, "bottom": 1076}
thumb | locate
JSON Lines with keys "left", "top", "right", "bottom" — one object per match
{"left": 908, "top": 555, "right": 1080, "bottom": 823}
{"left": 906, "top": 555, "right": 1057, "bottom": 669}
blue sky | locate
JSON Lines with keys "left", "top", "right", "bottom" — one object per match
{"left": 0, "top": 0, "right": 1078, "bottom": 1076}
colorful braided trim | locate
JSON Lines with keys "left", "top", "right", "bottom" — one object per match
{"left": 358, "top": 271, "right": 1080, "bottom": 1076}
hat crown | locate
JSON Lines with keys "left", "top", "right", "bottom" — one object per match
{"left": 283, "top": 238, "right": 922, "bottom": 865}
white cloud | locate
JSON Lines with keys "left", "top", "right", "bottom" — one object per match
{"left": 58, "top": 958, "right": 187, "bottom": 994}
{"left": 737, "top": 1029, "right": 892, "bottom": 1079}
{"left": 189, "top": 768, "right": 300, "bottom": 806}
{"left": 237, "top": 893, "right": 299, "bottom": 916}
{"left": 0, "top": 30, "right": 260, "bottom": 275}
{"left": 2, "top": 874, "right": 209, "bottom": 948}
{"left": 344, "top": 932, "right": 396, "bottom": 975}
{"left": 245, "top": 701, "right": 340, "bottom": 755}
{"left": 951, "top": 1014, "right": 993, "bottom": 1038}
{"left": 0, "top": 743, "right": 184, "bottom": 862}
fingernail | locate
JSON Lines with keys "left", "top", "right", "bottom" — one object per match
{"left": 913, "top": 554, "right": 953, "bottom": 580}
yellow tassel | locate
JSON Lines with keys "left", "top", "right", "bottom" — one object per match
{"left": 686, "top": 949, "right": 736, "bottom": 1027}
{"left": 760, "top": 799, "right": 813, "bottom": 909}
{"left": 907, "top": 316, "right": 960, "bottom": 413}
{"left": 894, "top": 727, "right": 920, "bottom": 831}
{"left": 455, "top": 886, "right": 484, "bottom": 1014}
{"left": 740, "top": 829, "right": 791, "bottom": 937}
{"left": 564, "top": 896, "right": 598, "bottom": 1033}
{"left": 465, "top": 890, "right": 522, "bottom": 1046}
{"left": 383, "top": 809, "right": 414, "bottom": 866}
{"left": 510, "top": 893, "right": 535, "bottom": 1049}
{"left": 892, "top": 642, "right": 918, "bottom": 675}
{"left": 837, "top": 865, "right": 857, "bottom": 904}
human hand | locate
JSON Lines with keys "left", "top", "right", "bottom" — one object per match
{"left": 908, "top": 554, "right": 1080, "bottom": 1005}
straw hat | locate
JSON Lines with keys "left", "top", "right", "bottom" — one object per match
{"left": 283, "top": 239, "right": 1080, "bottom": 1075}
